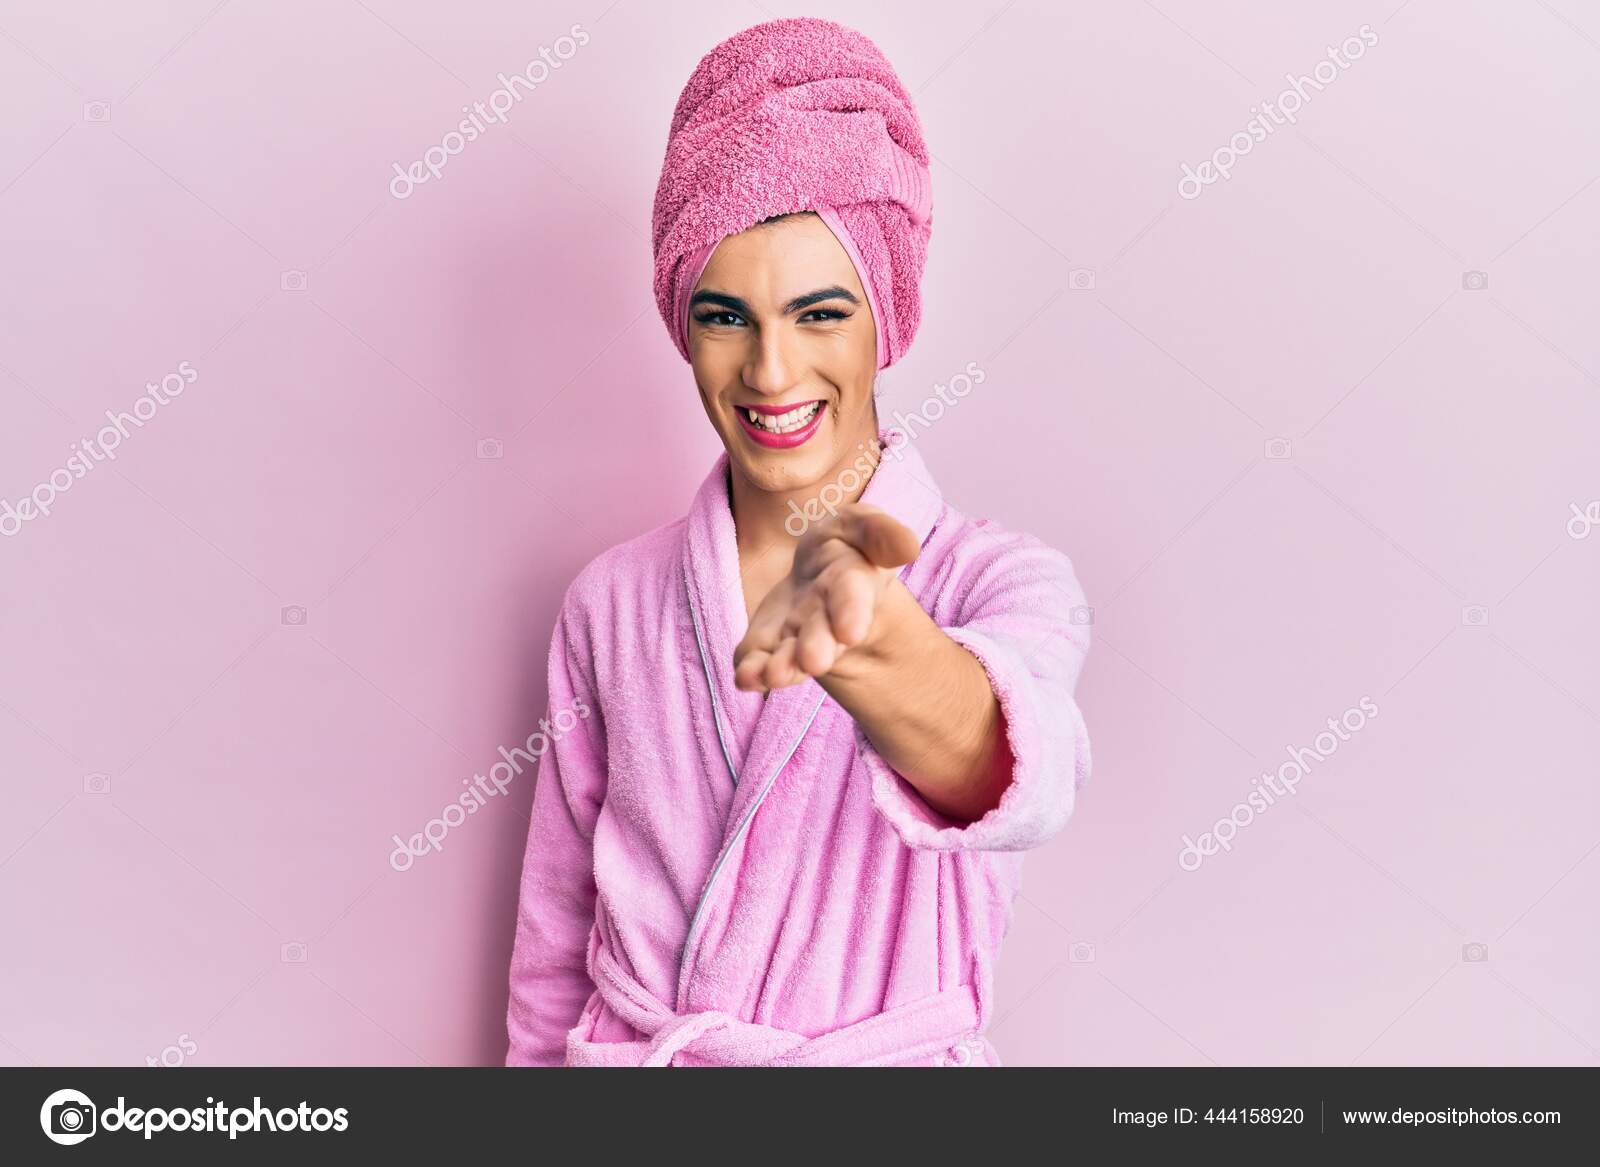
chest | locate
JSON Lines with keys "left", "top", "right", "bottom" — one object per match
{"left": 737, "top": 544, "right": 795, "bottom": 625}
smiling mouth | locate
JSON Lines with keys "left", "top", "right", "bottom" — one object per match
{"left": 740, "top": 401, "right": 823, "bottom": 434}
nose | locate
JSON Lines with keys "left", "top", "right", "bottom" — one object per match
{"left": 742, "top": 323, "right": 803, "bottom": 399}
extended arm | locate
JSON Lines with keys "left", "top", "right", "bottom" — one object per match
{"left": 733, "top": 506, "right": 1016, "bottom": 823}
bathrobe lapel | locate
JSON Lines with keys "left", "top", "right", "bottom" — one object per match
{"left": 682, "top": 458, "right": 765, "bottom": 789}
{"left": 675, "top": 430, "right": 946, "bottom": 1003}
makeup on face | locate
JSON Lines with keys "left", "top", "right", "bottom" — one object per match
{"left": 688, "top": 215, "right": 879, "bottom": 474}
{"left": 691, "top": 283, "right": 859, "bottom": 454}
{"left": 735, "top": 399, "right": 826, "bottom": 448}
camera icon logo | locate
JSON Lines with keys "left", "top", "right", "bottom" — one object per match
{"left": 83, "top": 772, "right": 111, "bottom": 795}
{"left": 1069, "top": 268, "right": 1096, "bottom": 291}
{"left": 281, "top": 605, "right": 307, "bottom": 627}
{"left": 40, "top": 1088, "right": 97, "bottom": 1145}
{"left": 476, "top": 437, "right": 504, "bottom": 460}
{"left": 1264, "top": 437, "right": 1293, "bottom": 461}
{"left": 280, "top": 269, "right": 308, "bottom": 292}
{"left": 1070, "top": 941, "right": 1096, "bottom": 964}
{"left": 83, "top": 101, "right": 111, "bottom": 123}
{"left": 1462, "top": 942, "right": 1489, "bottom": 963}
{"left": 1069, "top": 605, "right": 1095, "bottom": 626}
{"left": 1461, "top": 270, "right": 1489, "bottom": 291}
{"left": 1461, "top": 605, "right": 1489, "bottom": 627}
{"left": 281, "top": 941, "right": 307, "bottom": 963}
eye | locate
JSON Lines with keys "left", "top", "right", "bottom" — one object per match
{"left": 799, "top": 308, "right": 849, "bottom": 323}
{"left": 694, "top": 310, "right": 745, "bottom": 327}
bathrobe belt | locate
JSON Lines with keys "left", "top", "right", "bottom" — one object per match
{"left": 565, "top": 939, "right": 988, "bottom": 1067}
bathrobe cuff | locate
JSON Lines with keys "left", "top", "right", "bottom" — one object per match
{"left": 858, "top": 623, "right": 1089, "bottom": 852}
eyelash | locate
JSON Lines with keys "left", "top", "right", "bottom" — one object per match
{"left": 693, "top": 308, "right": 850, "bottom": 328}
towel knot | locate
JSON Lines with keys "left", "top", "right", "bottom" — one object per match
{"left": 640, "top": 1009, "right": 739, "bottom": 1067}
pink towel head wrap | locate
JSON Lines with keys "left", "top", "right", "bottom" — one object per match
{"left": 652, "top": 18, "right": 933, "bottom": 371}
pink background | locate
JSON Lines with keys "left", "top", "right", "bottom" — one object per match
{"left": 3, "top": 0, "right": 1597, "bottom": 1066}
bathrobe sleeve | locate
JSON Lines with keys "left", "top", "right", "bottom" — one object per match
{"left": 505, "top": 600, "right": 606, "bottom": 1067}
{"left": 859, "top": 524, "right": 1092, "bottom": 853}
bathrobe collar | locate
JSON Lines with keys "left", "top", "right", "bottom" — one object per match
{"left": 681, "top": 427, "right": 944, "bottom": 836}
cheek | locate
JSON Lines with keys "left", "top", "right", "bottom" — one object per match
{"left": 819, "top": 333, "right": 876, "bottom": 401}
{"left": 690, "top": 349, "right": 740, "bottom": 400}
{"left": 832, "top": 358, "right": 877, "bottom": 410}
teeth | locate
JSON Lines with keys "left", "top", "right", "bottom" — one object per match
{"left": 743, "top": 402, "right": 821, "bottom": 434}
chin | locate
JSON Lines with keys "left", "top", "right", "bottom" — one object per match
{"left": 726, "top": 440, "right": 828, "bottom": 492}
{"left": 720, "top": 401, "right": 843, "bottom": 489}
{"left": 746, "top": 455, "right": 836, "bottom": 495}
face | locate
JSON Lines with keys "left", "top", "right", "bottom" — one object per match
{"left": 687, "top": 213, "right": 879, "bottom": 496}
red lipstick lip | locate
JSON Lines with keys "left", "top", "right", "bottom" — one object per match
{"left": 735, "top": 400, "right": 826, "bottom": 449}
{"left": 740, "top": 399, "right": 823, "bottom": 415}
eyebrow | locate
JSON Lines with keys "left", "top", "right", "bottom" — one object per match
{"left": 689, "top": 291, "right": 750, "bottom": 315}
{"left": 689, "top": 286, "right": 860, "bottom": 317}
{"left": 784, "top": 285, "right": 859, "bottom": 313}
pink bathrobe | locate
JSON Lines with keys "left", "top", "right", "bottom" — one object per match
{"left": 504, "top": 429, "right": 1091, "bottom": 1067}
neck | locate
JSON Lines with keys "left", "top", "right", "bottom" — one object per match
{"left": 728, "top": 428, "right": 885, "bottom": 562}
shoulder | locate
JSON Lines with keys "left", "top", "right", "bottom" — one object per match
{"left": 916, "top": 502, "right": 1088, "bottom": 619}
{"left": 546, "top": 517, "right": 688, "bottom": 692}
{"left": 560, "top": 516, "right": 687, "bottom": 621}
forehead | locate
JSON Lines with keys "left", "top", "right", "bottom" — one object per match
{"left": 696, "top": 213, "right": 863, "bottom": 302}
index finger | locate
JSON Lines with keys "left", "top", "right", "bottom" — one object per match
{"left": 825, "top": 505, "right": 921, "bottom": 570}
